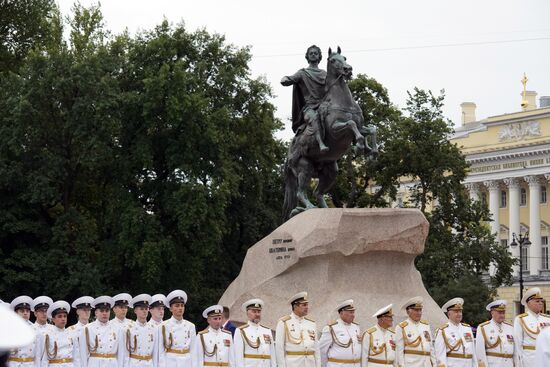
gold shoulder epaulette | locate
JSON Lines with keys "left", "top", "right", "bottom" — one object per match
{"left": 461, "top": 322, "right": 470, "bottom": 327}
{"left": 367, "top": 326, "right": 377, "bottom": 334}
{"left": 503, "top": 320, "right": 513, "bottom": 326}
{"left": 352, "top": 321, "right": 359, "bottom": 325}
{"left": 280, "top": 315, "right": 291, "bottom": 322}
{"left": 518, "top": 313, "right": 528, "bottom": 318}
{"left": 238, "top": 324, "right": 249, "bottom": 330}
{"left": 439, "top": 323, "right": 448, "bottom": 330}
{"left": 388, "top": 328, "right": 395, "bottom": 333}
{"left": 222, "top": 329, "right": 231, "bottom": 334}
{"left": 260, "top": 324, "right": 271, "bottom": 330}
{"left": 420, "top": 320, "right": 429, "bottom": 325}
{"left": 198, "top": 329, "right": 209, "bottom": 335}
{"left": 304, "top": 316, "right": 315, "bottom": 322}
{"left": 478, "top": 321, "right": 490, "bottom": 327}
{"left": 399, "top": 320, "right": 408, "bottom": 328}
{"left": 540, "top": 313, "right": 550, "bottom": 318}
{"left": 328, "top": 320, "right": 338, "bottom": 326}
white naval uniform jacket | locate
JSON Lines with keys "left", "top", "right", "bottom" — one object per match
{"left": 394, "top": 318, "right": 436, "bottom": 367}
{"left": 110, "top": 319, "right": 134, "bottom": 332}
{"left": 37, "top": 326, "right": 81, "bottom": 367}
{"left": 233, "top": 321, "right": 276, "bottom": 367}
{"left": 78, "top": 320, "right": 123, "bottom": 367}
{"left": 318, "top": 318, "right": 361, "bottom": 367}
{"left": 535, "top": 325, "right": 550, "bottom": 367}
{"left": 8, "top": 321, "right": 37, "bottom": 367}
{"left": 475, "top": 319, "right": 518, "bottom": 367}
{"left": 361, "top": 324, "right": 396, "bottom": 367}
{"left": 157, "top": 317, "right": 196, "bottom": 367}
{"left": 147, "top": 320, "right": 162, "bottom": 328}
{"left": 434, "top": 322, "right": 477, "bottom": 367}
{"left": 513, "top": 309, "right": 550, "bottom": 367}
{"left": 275, "top": 313, "right": 320, "bottom": 367}
{"left": 35, "top": 324, "right": 55, "bottom": 340}
{"left": 68, "top": 322, "right": 89, "bottom": 341}
{"left": 194, "top": 327, "right": 235, "bottom": 367}
{"left": 121, "top": 321, "right": 158, "bottom": 367}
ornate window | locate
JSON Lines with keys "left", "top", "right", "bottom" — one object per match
{"left": 541, "top": 186, "right": 547, "bottom": 204}
{"left": 500, "top": 190, "right": 507, "bottom": 208}
{"left": 520, "top": 188, "right": 527, "bottom": 206}
{"left": 521, "top": 246, "right": 529, "bottom": 272}
{"left": 542, "top": 236, "right": 549, "bottom": 270}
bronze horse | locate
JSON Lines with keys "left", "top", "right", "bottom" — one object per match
{"left": 283, "top": 47, "right": 378, "bottom": 219}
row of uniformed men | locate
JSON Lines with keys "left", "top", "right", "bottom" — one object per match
{"left": 3, "top": 287, "right": 550, "bottom": 367}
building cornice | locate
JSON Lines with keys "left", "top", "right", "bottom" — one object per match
{"left": 466, "top": 144, "right": 550, "bottom": 164}
{"left": 485, "top": 107, "right": 550, "bottom": 125}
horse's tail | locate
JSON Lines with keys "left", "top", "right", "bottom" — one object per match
{"left": 282, "top": 157, "right": 298, "bottom": 221}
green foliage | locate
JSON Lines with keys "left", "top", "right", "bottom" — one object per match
{"left": 0, "top": 0, "right": 62, "bottom": 73}
{"left": 0, "top": 4, "right": 284, "bottom": 323}
{"left": 337, "top": 83, "right": 515, "bottom": 323}
{"left": 330, "top": 74, "right": 402, "bottom": 208}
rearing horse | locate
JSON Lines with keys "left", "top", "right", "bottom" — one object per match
{"left": 283, "top": 47, "right": 378, "bottom": 220}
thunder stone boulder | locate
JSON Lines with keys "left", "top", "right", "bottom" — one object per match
{"left": 219, "top": 208, "right": 446, "bottom": 329}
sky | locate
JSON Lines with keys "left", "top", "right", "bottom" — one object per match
{"left": 56, "top": 0, "right": 550, "bottom": 141}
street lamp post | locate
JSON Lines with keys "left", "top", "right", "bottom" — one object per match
{"left": 510, "top": 232, "right": 531, "bottom": 313}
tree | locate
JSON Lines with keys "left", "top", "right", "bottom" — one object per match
{"left": 330, "top": 74, "right": 402, "bottom": 208}
{"left": 0, "top": 5, "right": 285, "bottom": 323}
{"left": 0, "top": 0, "right": 62, "bottom": 73}
{"left": 0, "top": 3, "right": 126, "bottom": 300}
{"left": 401, "top": 89, "right": 514, "bottom": 323}
{"left": 336, "top": 84, "right": 514, "bottom": 323}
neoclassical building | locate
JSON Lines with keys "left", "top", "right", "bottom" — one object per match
{"left": 450, "top": 90, "right": 550, "bottom": 318}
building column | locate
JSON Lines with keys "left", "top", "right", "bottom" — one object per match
{"left": 525, "top": 176, "right": 541, "bottom": 276}
{"left": 504, "top": 178, "right": 521, "bottom": 275}
{"left": 464, "top": 182, "right": 479, "bottom": 201}
{"left": 484, "top": 180, "right": 501, "bottom": 237}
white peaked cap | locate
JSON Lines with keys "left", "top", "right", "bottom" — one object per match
{"left": 151, "top": 294, "right": 167, "bottom": 307}
{"left": 92, "top": 296, "right": 114, "bottom": 309}
{"left": 372, "top": 304, "right": 393, "bottom": 318}
{"left": 441, "top": 297, "right": 464, "bottom": 313}
{"left": 486, "top": 299, "right": 507, "bottom": 311}
{"left": 10, "top": 296, "right": 33, "bottom": 311}
{"left": 202, "top": 304, "right": 224, "bottom": 319}
{"left": 130, "top": 294, "right": 152, "bottom": 308}
{"left": 113, "top": 293, "right": 132, "bottom": 307}
{"left": 166, "top": 290, "right": 188, "bottom": 305}
{"left": 242, "top": 298, "right": 264, "bottom": 312}
{"left": 32, "top": 296, "right": 53, "bottom": 311}
{"left": 47, "top": 301, "right": 71, "bottom": 319}
{"left": 72, "top": 296, "right": 94, "bottom": 309}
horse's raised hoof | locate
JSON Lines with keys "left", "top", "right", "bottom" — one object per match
{"left": 290, "top": 207, "right": 306, "bottom": 218}
{"left": 320, "top": 145, "right": 329, "bottom": 153}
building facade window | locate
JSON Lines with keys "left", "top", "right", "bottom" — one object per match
{"left": 521, "top": 246, "right": 529, "bottom": 272}
{"left": 543, "top": 236, "right": 549, "bottom": 270}
{"left": 501, "top": 239, "right": 508, "bottom": 247}
{"left": 481, "top": 192, "right": 488, "bottom": 208}
{"left": 500, "top": 190, "right": 507, "bottom": 208}
{"left": 520, "top": 188, "right": 527, "bottom": 206}
{"left": 541, "top": 186, "right": 547, "bottom": 204}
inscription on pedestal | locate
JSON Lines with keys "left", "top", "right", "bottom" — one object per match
{"left": 269, "top": 239, "right": 295, "bottom": 260}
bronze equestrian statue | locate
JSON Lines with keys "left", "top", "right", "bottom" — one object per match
{"left": 282, "top": 46, "right": 378, "bottom": 219}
